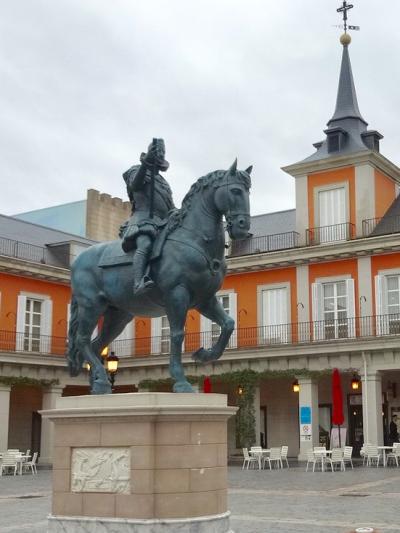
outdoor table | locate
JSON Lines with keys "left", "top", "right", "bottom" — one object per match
{"left": 313, "top": 449, "right": 332, "bottom": 472}
{"left": 377, "top": 446, "right": 393, "bottom": 467}
{"left": 249, "top": 449, "right": 271, "bottom": 470}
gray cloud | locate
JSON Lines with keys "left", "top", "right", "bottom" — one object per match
{"left": 0, "top": 0, "right": 399, "bottom": 217}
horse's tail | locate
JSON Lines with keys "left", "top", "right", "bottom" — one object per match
{"left": 66, "top": 296, "right": 83, "bottom": 377}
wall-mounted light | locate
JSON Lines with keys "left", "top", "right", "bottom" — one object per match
{"left": 351, "top": 375, "right": 361, "bottom": 391}
{"left": 296, "top": 303, "right": 304, "bottom": 309}
{"left": 101, "top": 346, "right": 109, "bottom": 358}
{"left": 292, "top": 380, "right": 300, "bottom": 393}
{"left": 237, "top": 385, "right": 244, "bottom": 396}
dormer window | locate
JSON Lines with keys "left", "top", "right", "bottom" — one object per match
{"left": 361, "top": 130, "right": 383, "bottom": 153}
{"left": 324, "top": 127, "right": 347, "bottom": 154}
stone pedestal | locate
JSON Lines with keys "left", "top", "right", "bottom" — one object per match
{"left": 40, "top": 393, "right": 236, "bottom": 533}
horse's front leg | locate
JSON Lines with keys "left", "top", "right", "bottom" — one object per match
{"left": 165, "top": 285, "right": 194, "bottom": 393}
{"left": 192, "top": 296, "right": 234, "bottom": 363}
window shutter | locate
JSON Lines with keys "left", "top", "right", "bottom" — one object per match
{"left": 40, "top": 299, "right": 53, "bottom": 353}
{"left": 111, "top": 320, "right": 134, "bottom": 357}
{"left": 151, "top": 317, "right": 162, "bottom": 354}
{"left": 200, "top": 313, "right": 213, "bottom": 349}
{"left": 346, "top": 279, "right": 356, "bottom": 338}
{"left": 375, "top": 275, "right": 388, "bottom": 335}
{"left": 16, "top": 295, "right": 27, "bottom": 351}
{"left": 228, "top": 292, "right": 237, "bottom": 348}
{"left": 312, "top": 283, "right": 324, "bottom": 340}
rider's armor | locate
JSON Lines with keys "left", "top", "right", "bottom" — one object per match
{"left": 121, "top": 140, "right": 175, "bottom": 294}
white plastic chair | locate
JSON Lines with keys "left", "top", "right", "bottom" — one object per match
{"left": 366, "top": 445, "right": 381, "bottom": 467}
{"left": 280, "top": 445, "right": 289, "bottom": 468}
{"left": 343, "top": 446, "right": 353, "bottom": 469}
{"left": 0, "top": 453, "right": 19, "bottom": 476}
{"left": 263, "top": 447, "right": 282, "bottom": 470}
{"left": 386, "top": 443, "right": 400, "bottom": 467}
{"left": 326, "top": 448, "right": 345, "bottom": 472}
{"left": 242, "top": 448, "right": 258, "bottom": 470}
{"left": 22, "top": 452, "right": 38, "bottom": 475}
{"left": 306, "top": 449, "right": 321, "bottom": 472}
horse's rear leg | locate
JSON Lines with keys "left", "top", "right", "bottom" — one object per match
{"left": 76, "top": 304, "right": 111, "bottom": 395}
{"left": 92, "top": 307, "right": 134, "bottom": 357}
{"left": 165, "top": 285, "right": 194, "bottom": 393}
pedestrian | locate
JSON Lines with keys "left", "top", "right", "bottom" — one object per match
{"left": 389, "top": 415, "right": 399, "bottom": 444}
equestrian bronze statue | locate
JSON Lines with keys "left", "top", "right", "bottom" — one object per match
{"left": 67, "top": 139, "right": 251, "bottom": 394}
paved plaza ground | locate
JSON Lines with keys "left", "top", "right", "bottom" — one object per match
{"left": 1, "top": 465, "right": 400, "bottom": 533}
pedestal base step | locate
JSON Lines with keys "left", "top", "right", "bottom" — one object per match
{"left": 48, "top": 512, "right": 234, "bottom": 533}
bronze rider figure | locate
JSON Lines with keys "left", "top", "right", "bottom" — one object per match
{"left": 121, "top": 139, "right": 175, "bottom": 295}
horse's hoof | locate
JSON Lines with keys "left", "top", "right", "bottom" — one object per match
{"left": 91, "top": 380, "right": 112, "bottom": 395}
{"left": 192, "top": 347, "right": 209, "bottom": 362}
{"left": 173, "top": 381, "right": 195, "bottom": 393}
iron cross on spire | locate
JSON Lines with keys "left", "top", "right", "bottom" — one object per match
{"left": 337, "top": 1, "right": 354, "bottom": 33}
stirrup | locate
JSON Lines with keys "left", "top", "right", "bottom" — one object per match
{"left": 134, "top": 277, "right": 155, "bottom": 296}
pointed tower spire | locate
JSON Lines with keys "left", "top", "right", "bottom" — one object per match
{"left": 328, "top": 34, "right": 367, "bottom": 127}
{"left": 296, "top": 30, "right": 383, "bottom": 163}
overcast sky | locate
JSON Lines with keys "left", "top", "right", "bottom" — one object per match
{"left": 1, "top": 0, "right": 399, "bottom": 218}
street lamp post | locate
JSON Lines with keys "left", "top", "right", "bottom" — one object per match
{"left": 106, "top": 351, "right": 119, "bottom": 391}
{"left": 84, "top": 348, "right": 119, "bottom": 393}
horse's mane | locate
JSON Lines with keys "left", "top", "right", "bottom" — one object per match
{"left": 167, "top": 168, "right": 251, "bottom": 232}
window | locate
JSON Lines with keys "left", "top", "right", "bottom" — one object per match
{"left": 260, "top": 286, "right": 290, "bottom": 344}
{"left": 151, "top": 316, "right": 184, "bottom": 355}
{"left": 375, "top": 274, "right": 400, "bottom": 335}
{"left": 200, "top": 292, "right": 237, "bottom": 349}
{"left": 317, "top": 186, "right": 347, "bottom": 243}
{"left": 110, "top": 321, "right": 134, "bottom": 357}
{"left": 312, "top": 279, "right": 355, "bottom": 340}
{"left": 16, "top": 294, "right": 52, "bottom": 353}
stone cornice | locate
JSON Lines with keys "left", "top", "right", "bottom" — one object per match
{"left": 0, "top": 255, "right": 70, "bottom": 284}
{"left": 227, "top": 232, "right": 400, "bottom": 273}
{"left": 282, "top": 150, "right": 400, "bottom": 182}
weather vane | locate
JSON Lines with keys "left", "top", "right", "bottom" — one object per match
{"left": 334, "top": 1, "right": 360, "bottom": 33}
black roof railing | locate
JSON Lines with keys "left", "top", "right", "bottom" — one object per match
{"left": 0, "top": 235, "right": 71, "bottom": 268}
{"left": 229, "top": 231, "right": 299, "bottom": 257}
{"left": 306, "top": 222, "right": 355, "bottom": 246}
{"left": 363, "top": 215, "right": 400, "bottom": 237}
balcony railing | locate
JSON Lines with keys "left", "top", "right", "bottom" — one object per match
{"left": 2, "top": 314, "right": 400, "bottom": 359}
{"left": 363, "top": 215, "right": 400, "bottom": 237}
{"left": 306, "top": 222, "right": 355, "bottom": 246}
{"left": 229, "top": 231, "right": 299, "bottom": 257}
{"left": 0, "top": 236, "right": 70, "bottom": 268}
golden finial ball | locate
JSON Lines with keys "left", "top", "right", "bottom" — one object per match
{"left": 340, "top": 32, "right": 352, "bottom": 46}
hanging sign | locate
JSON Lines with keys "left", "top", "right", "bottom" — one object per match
{"left": 300, "top": 406, "right": 311, "bottom": 424}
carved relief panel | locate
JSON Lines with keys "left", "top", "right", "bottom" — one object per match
{"left": 71, "top": 447, "right": 130, "bottom": 494}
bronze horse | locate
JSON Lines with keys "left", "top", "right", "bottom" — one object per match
{"left": 67, "top": 161, "right": 251, "bottom": 393}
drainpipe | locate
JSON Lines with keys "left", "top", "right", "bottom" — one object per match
{"left": 362, "top": 351, "right": 369, "bottom": 444}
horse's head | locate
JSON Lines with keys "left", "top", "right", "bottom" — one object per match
{"left": 214, "top": 159, "right": 252, "bottom": 240}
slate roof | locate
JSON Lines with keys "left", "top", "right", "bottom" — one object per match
{"left": 0, "top": 213, "right": 96, "bottom": 248}
{"left": 249, "top": 209, "right": 296, "bottom": 237}
{"left": 371, "top": 195, "right": 400, "bottom": 236}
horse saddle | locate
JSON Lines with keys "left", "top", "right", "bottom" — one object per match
{"left": 97, "top": 224, "right": 170, "bottom": 269}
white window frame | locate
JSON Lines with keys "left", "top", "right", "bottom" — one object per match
{"left": 312, "top": 275, "right": 355, "bottom": 340}
{"left": 151, "top": 316, "right": 185, "bottom": 355}
{"left": 16, "top": 292, "right": 53, "bottom": 353}
{"left": 200, "top": 290, "right": 237, "bottom": 349}
{"left": 314, "top": 182, "right": 349, "bottom": 243}
{"left": 257, "top": 282, "right": 291, "bottom": 344}
{"left": 375, "top": 268, "right": 400, "bottom": 335}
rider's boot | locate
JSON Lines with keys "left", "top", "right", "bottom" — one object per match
{"left": 133, "top": 250, "right": 155, "bottom": 295}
